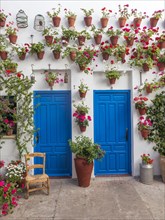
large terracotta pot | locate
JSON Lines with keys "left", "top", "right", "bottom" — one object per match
{"left": 150, "top": 17, "right": 159, "bottom": 27}
{"left": 102, "top": 52, "right": 109, "bottom": 60}
{"left": 45, "top": 35, "right": 53, "bottom": 44}
{"left": 140, "top": 129, "right": 150, "bottom": 139}
{"left": 37, "top": 51, "right": 45, "bottom": 60}
{"left": 100, "top": 17, "right": 108, "bottom": 28}
{"left": 157, "top": 62, "right": 165, "bottom": 71}
{"left": 52, "top": 16, "right": 61, "bottom": 27}
{"left": 69, "top": 51, "right": 76, "bottom": 61}
{"left": 68, "top": 16, "right": 76, "bottom": 27}
{"left": 79, "top": 90, "right": 87, "bottom": 98}
{"left": 110, "top": 36, "right": 118, "bottom": 46}
{"left": 160, "top": 155, "right": 165, "bottom": 183}
{"left": 0, "top": 51, "right": 8, "bottom": 60}
{"left": 109, "top": 78, "right": 116, "bottom": 85}
{"left": 9, "top": 35, "right": 18, "bottom": 44}
{"left": 138, "top": 108, "right": 147, "bottom": 115}
{"left": 53, "top": 50, "right": 60, "bottom": 60}
{"left": 74, "top": 157, "right": 93, "bottom": 187}
{"left": 79, "top": 125, "right": 86, "bottom": 132}
{"left": 84, "top": 16, "right": 92, "bottom": 27}
{"left": 94, "top": 35, "right": 102, "bottom": 45}
{"left": 118, "top": 17, "right": 127, "bottom": 27}
{"left": 78, "top": 36, "right": 86, "bottom": 46}
{"left": 133, "top": 18, "right": 142, "bottom": 28}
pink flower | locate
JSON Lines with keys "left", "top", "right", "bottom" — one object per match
{"left": 87, "top": 116, "right": 92, "bottom": 121}
{"left": 12, "top": 189, "right": 17, "bottom": 194}
{"left": 0, "top": 160, "right": 5, "bottom": 168}
{"left": 0, "top": 181, "right": 5, "bottom": 186}
{"left": 2, "top": 210, "right": 7, "bottom": 215}
{"left": 3, "top": 187, "right": 8, "bottom": 192}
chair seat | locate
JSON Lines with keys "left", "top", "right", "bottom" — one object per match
{"left": 26, "top": 174, "right": 48, "bottom": 182}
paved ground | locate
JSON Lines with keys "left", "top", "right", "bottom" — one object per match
{"left": 3, "top": 176, "right": 165, "bottom": 220}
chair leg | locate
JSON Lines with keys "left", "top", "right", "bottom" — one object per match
{"left": 25, "top": 182, "right": 29, "bottom": 199}
{"left": 47, "top": 178, "right": 50, "bottom": 195}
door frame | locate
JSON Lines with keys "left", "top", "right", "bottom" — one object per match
{"left": 93, "top": 90, "right": 132, "bottom": 175}
{"left": 33, "top": 90, "right": 72, "bottom": 177}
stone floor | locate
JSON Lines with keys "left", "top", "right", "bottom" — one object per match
{"left": 3, "top": 176, "right": 165, "bottom": 220}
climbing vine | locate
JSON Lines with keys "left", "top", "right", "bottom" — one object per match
{"left": 0, "top": 75, "right": 35, "bottom": 158}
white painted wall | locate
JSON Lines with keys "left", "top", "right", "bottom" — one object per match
{"left": 0, "top": 0, "right": 164, "bottom": 177}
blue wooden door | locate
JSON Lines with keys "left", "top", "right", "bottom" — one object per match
{"left": 94, "top": 90, "right": 131, "bottom": 175}
{"left": 34, "top": 91, "right": 72, "bottom": 176}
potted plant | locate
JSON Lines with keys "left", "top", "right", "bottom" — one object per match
{"left": 50, "top": 40, "right": 63, "bottom": 59}
{"left": 134, "top": 96, "right": 148, "bottom": 115}
{"left": 157, "top": 54, "right": 165, "bottom": 71}
{"left": 73, "top": 102, "right": 91, "bottom": 132}
{"left": 139, "top": 27, "right": 158, "bottom": 44}
{"left": 117, "top": 4, "right": 130, "bottom": 27}
{"left": 42, "top": 27, "right": 58, "bottom": 44}
{"left": 0, "top": 9, "right": 8, "bottom": 27}
{"left": 142, "top": 43, "right": 160, "bottom": 60}
{"left": 76, "top": 30, "right": 91, "bottom": 46}
{"left": 130, "top": 55, "right": 154, "bottom": 72}
{"left": 150, "top": 10, "right": 164, "bottom": 27}
{"left": 100, "top": 41, "right": 115, "bottom": 60}
{"left": 140, "top": 154, "right": 154, "bottom": 185}
{"left": 106, "top": 26, "right": 122, "bottom": 46}
{"left": 5, "top": 22, "right": 18, "bottom": 44}
{"left": 0, "top": 58, "right": 18, "bottom": 73}
{"left": 61, "top": 26, "right": 77, "bottom": 45}
{"left": 142, "top": 80, "right": 160, "bottom": 94}
{"left": 30, "top": 42, "right": 45, "bottom": 60}
{"left": 0, "top": 38, "right": 8, "bottom": 60}
{"left": 156, "top": 34, "right": 165, "bottom": 49}
{"left": 105, "top": 67, "right": 121, "bottom": 84}
{"left": 90, "top": 25, "right": 104, "bottom": 45}
{"left": 68, "top": 135, "right": 105, "bottom": 187}
{"left": 3, "top": 118, "right": 15, "bottom": 136}
{"left": 13, "top": 43, "right": 29, "bottom": 60}
{"left": 47, "top": 5, "right": 61, "bottom": 27}
{"left": 131, "top": 9, "right": 148, "bottom": 28}
{"left": 45, "top": 71, "right": 58, "bottom": 89}
{"left": 81, "top": 8, "right": 94, "bottom": 27}
{"left": 114, "top": 44, "right": 129, "bottom": 62}
{"left": 64, "top": 8, "right": 77, "bottom": 27}
{"left": 147, "top": 91, "right": 165, "bottom": 182}
{"left": 123, "top": 25, "right": 138, "bottom": 47}
{"left": 100, "top": 7, "right": 112, "bottom": 28}
{"left": 78, "top": 80, "right": 89, "bottom": 98}
{"left": 137, "top": 116, "right": 152, "bottom": 139}
{"left": 62, "top": 45, "right": 78, "bottom": 61}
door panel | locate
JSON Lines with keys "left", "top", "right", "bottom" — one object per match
{"left": 94, "top": 91, "right": 131, "bottom": 175}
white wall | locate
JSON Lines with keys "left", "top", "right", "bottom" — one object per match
{"left": 1, "top": 0, "right": 164, "bottom": 177}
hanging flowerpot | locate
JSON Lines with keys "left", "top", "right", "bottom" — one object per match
{"left": 61, "top": 36, "right": 69, "bottom": 46}
{"left": 157, "top": 62, "right": 165, "bottom": 71}
{"left": 69, "top": 51, "right": 76, "bottom": 61}
{"left": 48, "top": 81, "right": 55, "bottom": 88}
{"left": 140, "top": 129, "right": 150, "bottom": 139}
{"left": 84, "top": 16, "right": 92, "bottom": 27}
{"left": 159, "top": 41, "right": 165, "bottom": 49}
{"left": 5, "top": 67, "right": 17, "bottom": 73}
{"left": 53, "top": 50, "right": 60, "bottom": 60}
{"left": 102, "top": 52, "right": 109, "bottom": 60}
{"left": 18, "top": 53, "right": 26, "bottom": 60}
{"left": 138, "top": 108, "right": 147, "bottom": 115}
{"left": 126, "top": 38, "right": 134, "bottom": 47}
{"left": 78, "top": 36, "right": 86, "bottom": 46}
{"left": 146, "top": 86, "right": 152, "bottom": 94}
{"left": 150, "top": 17, "right": 159, "bottom": 28}
{"left": 0, "top": 18, "right": 6, "bottom": 27}
{"left": 9, "top": 35, "right": 18, "bottom": 44}
{"left": 78, "top": 64, "right": 86, "bottom": 71}
{"left": 118, "top": 17, "right": 127, "bottom": 27}
{"left": 142, "top": 63, "right": 149, "bottom": 72}
{"left": 45, "top": 35, "right": 53, "bottom": 44}
{"left": 133, "top": 18, "right": 142, "bottom": 28}
{"left": 94, "top": 35, "right": 102, "bottom": 45}
{"left": 110, "top": 36, "right": 118, "bottom": 46}
{"left": 0, "top": 51, "right": 8, "bottom": 60}
{"left": 100, "top": 17, "right": 108, "bottom": 28}
{"left": 6, "top": 129, "right": 13, "bottom": 136}
{"left": 79, "top": 90, "right": 87, "bottom": 98}
{"left": 37, "top": 51, "right": 45, "bottom": 60}
{"left": 108, "top": 78, "right": 116, "bottom": 85}
{"left": 74, "top": 157, "right": 93, "bottom": 187}
{"left": 79, "top": 125, "right": 87, "bottom": 132}
{"left": 68, "top": 16, "right": 76, "bottom": 27}
{"left": 52, "top": 16, "right": 61, "bottom": 27}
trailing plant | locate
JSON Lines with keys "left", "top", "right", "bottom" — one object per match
{"left": 64, "top": 8, "right": 76, "bottom": 18}
{"left": 151, "top": 10, "right": 164, "bottom": 19}
{"left": 47, "top": 5, "right": 61, "bottom": 18}
{"left": 134, "top": 96, "right": 148, "bottom": 109}
{"left": 100, "top": 41, "right": 115, "bottom": 55}
{"left": 81, "top": 8, "right": 94, "bottom": 17}
{"left": 118, "top": 4, "right": 130, "bottom": 19}
{"left": 106, "top": 26, "right": 123, "bottom": 37}
{"left": 131, "top": 9, "right": 148, "bottom": 19}
{"left": 105, "top": 67, "right": 121, "bottom": 79}
{"left": 90, "top": 25, "right": 104, "bottom": 36}
{"left": 42, "top": 27, "right": 58, "bottom": 37}
{"left": 61, "top": 26, "right": 77, "bottom": 40}
{"left": 30, "top": 42, "right": 45, "bottom": 54}
{"left": 0, "top": 9, "right": 8, "bottom": 21}
{"left": 101, "top": 7, "right": 112, "bottom": 18}
{"left": 78, "top": 80, "right": 89, "bottom": 93}
{"left": 5, "top": 22, "right": 18, "bottom": 35}
{"left": 76, "top": 30, "right": 91, "bottom": 39}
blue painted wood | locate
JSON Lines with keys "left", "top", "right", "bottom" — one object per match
{"left": 94, "top": 90, "right": 131, "bottom": 175}
{"left": 34, "top": 91, "right": 72, "bottom": 176}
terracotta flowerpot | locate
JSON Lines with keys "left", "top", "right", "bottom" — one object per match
{"left": 150, "top": 17, "right": 159, "bottom": 28}
{"left": 9, "top": 35, "right": 18, "bottom": 44}
{"left": 61, "top": 36, "right": 69, "bottom": 46}
{"left": 146, "top": 86, "right": 152, "bottom": 94}
{"left": 110, "top": 36, "right": 118, "bottom": 46}
{"left": 100, "top": 17, "right": 108, "bottom": 28}
{"left": 18, "top": 53, "right": 26, "bottom": 60}
{"left": 138, "top": 108, "right": 147, "bottom": 115}
{"left": 79, "top": 90, "right": 87, "bottom": 98}
{"left": 53, "top": 50, "right": 60, "bottom": 60}
{"left": 84, "top": 16, "right": 92, "bottom": 27}
{"left": 52, "top": 16, "right": 61, "bottom": 27}
{"left": 0, "top": 18, "right": 6, "bottom": 27}
{"left": 68, "top": 16, "right": 76, "bottom": 27}
{"left": 94, "top": 35, "right": 102, "bottom": 45}
{"left": 109, "top": 78, "right": 116, "bottom": 85}
{"left": 0, "top": 51, "right": 8, "bottom": 60}
{"left": 78, "top": 36, "right": 86, "bottom": 46}
{"left": 5, "top": 67, "right": 17, "bottom": 73}
{"left": 142, "top": 63, "right": 149, "bottom": 72}
{"left": 160, "top": 155, "right": 165, "bottom": 183}
{"left": 74, "top": 158, "right": 93, "bottom": 187}
{"left": 37, "top": 51, "right": 45, "bottom": 60}
{"left": 79, "top": 64, "right": 86, "bottom": 71}
{"left": 69, "top": 51, "right": 76, "bottom": 61}
{"left": 102, "top": 52, "right": 109, "bottom": 61}
{"left": 159, "top": 41, "right": 165, "bottom": 49}
{"left": 6, "top": 129, "right": 13, "bottom": 136}
{"left": 48, "top": 81, "right": 55, "bottom": 88}
{"left": 157, "top": 62, "right": 165, "bottom": 71}
{"left": 45, "top": 36, "right": 53, "bottom": 44}
{"left": 79, "top": 125, "right": 86, "bottom": 132}
{"left": 133, "top": 18, "right": 142, "bottom": 28}
{"left": 141, "top": 129, "right": 150, "bottom": 139}
{"left": 118, "top": 17, "right": 127, "bottom": 27}
{"left": 126, "top": 38, "right": 134, "bottom": 47}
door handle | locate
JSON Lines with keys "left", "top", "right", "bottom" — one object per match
{"left": 125, "top": 128, "right": 128, "bottom": 141}
{"left": 35, "top": 132, "right": 39, "bottom": 144}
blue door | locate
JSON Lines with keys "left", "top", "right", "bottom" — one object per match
{"left": 94, "top": 90, "right": 131, "bottom": 175}
{"left": 34, "top": 91, "right": 72, "bottom": 177}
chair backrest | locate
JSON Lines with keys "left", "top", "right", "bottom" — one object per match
{"left": 25, "top": 152, "right": 46, "bottom": 174}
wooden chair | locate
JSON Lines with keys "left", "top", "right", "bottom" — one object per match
{"left": 24, "top": 152, "right": 50, "bottom": 199}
